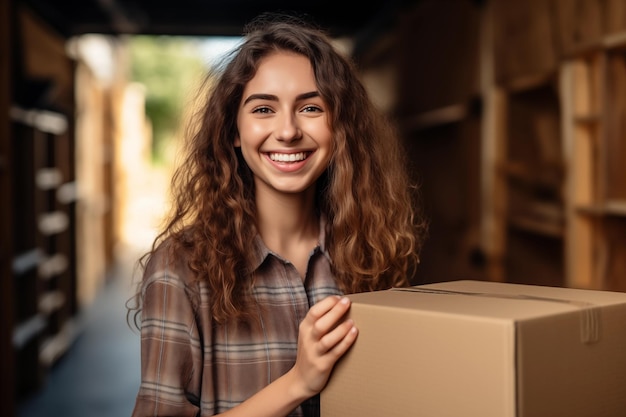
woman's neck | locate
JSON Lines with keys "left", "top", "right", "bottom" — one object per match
{"left": 256, "top": 189, "right": 318, "bottom": 247}
{"left": 255, "top": 187, "right": 320, "bottom": 276}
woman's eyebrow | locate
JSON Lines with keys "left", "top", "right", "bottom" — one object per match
{"left": 243, "top": 93, "right": 277, "bottom": 105}
{"left": 296, "top": 91, "right": 320, "bottom": 100}
{"left": 242, "top": 91, "right": 320, "bottom": 105}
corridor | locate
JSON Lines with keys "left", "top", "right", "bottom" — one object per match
{"left": 17, "top": 256, "right": 142, "bottom": 417}
{"left": 16, "top": 164, "right": 170, "bottom": 417}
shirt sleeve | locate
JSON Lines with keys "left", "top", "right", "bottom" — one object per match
{"left": 131, "top": 263, "right": 203, "bottom": 417}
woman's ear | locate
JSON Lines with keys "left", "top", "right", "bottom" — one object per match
{"left": 234, "top": 135, "right": 241, "bottom": 147}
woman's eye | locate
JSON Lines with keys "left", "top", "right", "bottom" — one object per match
{"left": 252, "top": 106, "right": 273, "bottom": 114}
{"left": 302, "top": 105, "right": 322, "bottom": 113}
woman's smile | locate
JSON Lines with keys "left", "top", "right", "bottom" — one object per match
{"left": 264, "top": 150, "right": 315, "bottom": 173}
{"left": 236, "top": 51, "right": 332, "bottom": 196}
{"left": 267, "top": 151, "right": 312, "bottom": 163}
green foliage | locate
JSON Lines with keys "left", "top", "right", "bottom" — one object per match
{"left": 128, "top": 35, "right": 206, "bottom": 165}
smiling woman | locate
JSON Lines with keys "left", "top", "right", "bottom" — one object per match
{"left": 126, "top": 11, "right": 426, "bottom": 417}
{"left": 236, "top": 52, "right": 333, "bottom": 200}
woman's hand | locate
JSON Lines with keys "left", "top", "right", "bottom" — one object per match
{"left": 289, "top": 295, "right": 358, "bottom": 398}
{"left": 217, "top": 296, "right": 358, "bottom": 417}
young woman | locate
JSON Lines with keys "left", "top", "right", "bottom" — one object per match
{"left": 128, "top": 12, "right": 425, "bottom": 417}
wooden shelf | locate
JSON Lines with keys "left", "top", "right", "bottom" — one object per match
{"left": 35, "top": 167, "right": 63, "bottom": 190}
{"left": 9, "top": 101, "right": 79, "bottom": 399}
{"left": 508, "top": 215, "right": 564, "bottom": 238}
{"left": 38, "top": 290, "right": 65, "bottom": 315}
{"left": 603, "top": 31, "right": 626, "bottom": 51}
{"left": 39, "top": 318, "right": 80, "bottom": 367}
{"left": 12, "top": 314, "right": 47, "bottom": 350}
{"left": 577, "top": 200, "right": 626, "bottom": 217}
{"left": 561, "top": 30, "right": 626, "bottom": 57}
{"left": 573, "top": 114, "right": 602, "bottom": 124}
{"left": 9, "top": 105, "right": 68, "bottom": 134}
{"left": 403, "top": 102, "right": 470, "bottom": 131}
{"left": 37, "top": 211, "right": 69, "bottom": 235}
{"left": 57, "top": 181, "right": 78, "bottom": 204}
{"left": 606, "top": 200, "right": 626, "bottom": 216}
{"left": 12, "top": 248, "right": 44, "bottom": 275}
{"left": 504, "top": 71, "right": 556, "bottom": 93}
{"left": 499, "top": 161, "right": 562, "bottom": 189}
{"left": 38, "top": 253, "right": 68, "bottom": 280}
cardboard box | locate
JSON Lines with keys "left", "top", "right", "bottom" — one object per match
{"left": 321, "top": 280, "right": 626, "bottom": 417}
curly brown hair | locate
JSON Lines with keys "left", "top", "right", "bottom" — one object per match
{"left": 127, "top": 13, "right": 426, "bottom": 326}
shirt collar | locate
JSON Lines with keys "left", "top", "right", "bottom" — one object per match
{"left": 250, "top": 213, "right": 330, "bottom": 272}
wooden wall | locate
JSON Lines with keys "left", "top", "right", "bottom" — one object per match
{"left": 9, "top": 6, "right": 78, "bottom": 398}
{"left": 359, "top": 0, "right": 626, "bottom": 290}
{"left": 395, "top": 0, "right": 485, "bottom": 284}
{"left": 3, "top": 3, "right": 124, "bottom": 406}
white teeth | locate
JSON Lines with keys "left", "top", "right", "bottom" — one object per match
{"left": 269, "top": 152, "right": 307, "bottom": 162}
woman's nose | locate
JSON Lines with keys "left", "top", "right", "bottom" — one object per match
{"left": 275, "top": 113, "right": 302, "bottom": 142}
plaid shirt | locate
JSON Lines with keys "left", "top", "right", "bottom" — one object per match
{"left": 131, "top": 225, "right": 341, "bottom": 417}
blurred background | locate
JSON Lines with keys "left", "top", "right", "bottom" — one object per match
{"left": 2, "top": 0, "right": 626, "bottom": 416}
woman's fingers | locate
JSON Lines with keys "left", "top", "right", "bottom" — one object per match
{"left": 304, "top": 295, "right": 358, "bottom": 358}
{"left": 292, "top": 295, "right": 359, "bottom": 395}
{"left": 306, "top": 296, "right": 352, "bottom": 339}
{"left": 306, "top": 295, "right": 344, "bottom": 320}
{"left": 318, "top": 317, "right": 358, "bottom": 356}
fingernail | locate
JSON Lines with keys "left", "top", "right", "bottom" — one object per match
{"left": 340, "top": 297, "right": 350, "bottom": 304}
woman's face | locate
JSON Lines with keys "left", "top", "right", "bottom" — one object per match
{"left": 235, "top": 51, "right": 332, "bottom": 199}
